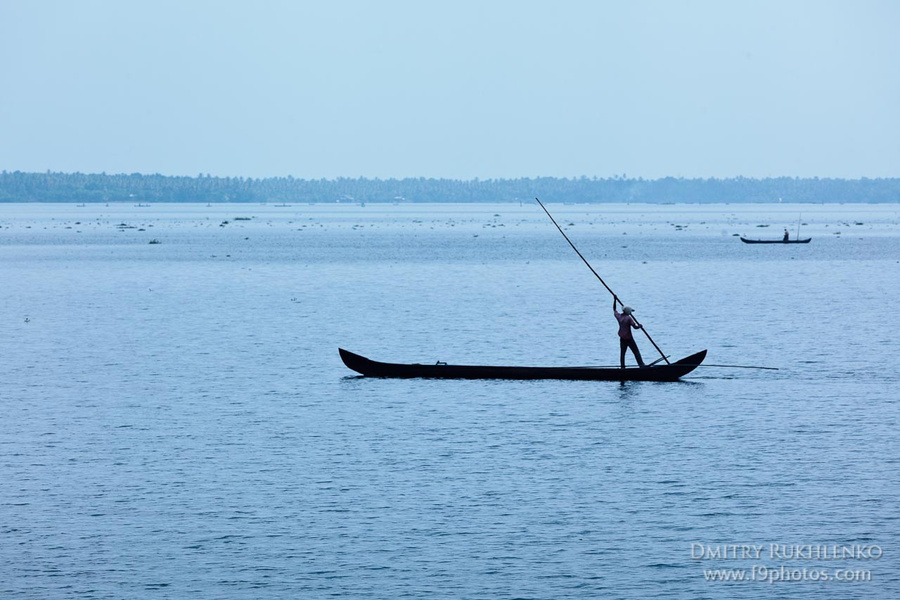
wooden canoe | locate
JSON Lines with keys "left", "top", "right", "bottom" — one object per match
{"left": 740, "top": 237, "right": 811, "bottom": 244}
{"left": 339, "top": 348, "right": 707, "bottom": 382}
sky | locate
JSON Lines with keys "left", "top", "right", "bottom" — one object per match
{"left": 1, "top": 0, "right": 898, "bottom": 180}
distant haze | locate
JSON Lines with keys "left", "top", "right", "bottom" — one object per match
{"left": 1, "top": 0, "right": 898, "bottom": 180}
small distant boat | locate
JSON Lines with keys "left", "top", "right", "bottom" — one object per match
{"left": 339, "top": 348, "right": 707, "bottom": 382}
{"left": 743, "top": 214, "right": 810, "bottom": 244}
{"left": 740, "top": 237, "right": 811, "bottom": 244}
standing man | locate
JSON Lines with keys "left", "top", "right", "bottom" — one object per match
{"left": 614, "top": 297, "right": 646, "bottom": 368}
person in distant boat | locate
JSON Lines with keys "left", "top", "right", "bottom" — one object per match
{"left": 783, "top": 228, "right": 790, "bottom": 242}
{"left": 614, "top": 297, "right": 646, "bottom": 368}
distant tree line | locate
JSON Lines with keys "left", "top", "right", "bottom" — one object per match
{"left": 1, "top": 171, "right": 898, "bottom": 203}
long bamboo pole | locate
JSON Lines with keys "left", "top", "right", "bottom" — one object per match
{"left": 535, "top": 197, "right": 670, "bottom": 364}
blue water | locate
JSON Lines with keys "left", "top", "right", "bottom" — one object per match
{"left": 1, "top": 202, "right": 898, "bottom": 598}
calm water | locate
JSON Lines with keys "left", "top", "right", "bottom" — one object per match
{"left": 1, "top": 202, "right": 898, "bottom": 599}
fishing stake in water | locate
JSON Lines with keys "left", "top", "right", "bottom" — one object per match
{"left": 535, "top": 197, "right": 670, "bottom": 364}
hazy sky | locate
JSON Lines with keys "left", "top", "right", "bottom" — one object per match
{"left": 1, "top": 0, "right": 898, "bottom": 179}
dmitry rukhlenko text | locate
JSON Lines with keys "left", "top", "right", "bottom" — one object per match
{"left": 691, "top": 544, "right": 883, "bottom": 561}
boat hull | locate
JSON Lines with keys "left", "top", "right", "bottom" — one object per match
{"left": 339, "top": 348, "right": 707, "bottom": 382}
{"left": 740, "top": 237, "right": 811, "bottom": 244}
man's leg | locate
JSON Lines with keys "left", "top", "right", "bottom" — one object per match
{"left": 628, "top": 339, "right": 646, "bottom": 367}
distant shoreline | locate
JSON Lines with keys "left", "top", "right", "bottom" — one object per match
{"left": 2, "top": 171, "right": 898, "bottom": 204}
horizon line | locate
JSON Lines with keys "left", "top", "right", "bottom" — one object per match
{"left": 3, "top": 170, "right": 899, "bottom": 182}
